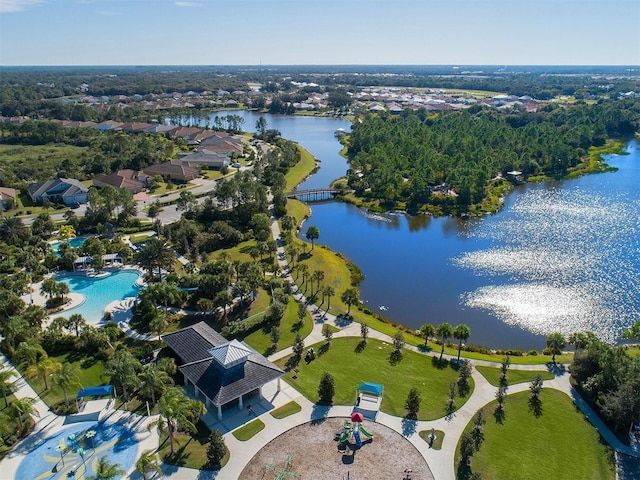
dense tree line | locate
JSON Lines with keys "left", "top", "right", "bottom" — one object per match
{"left": 345, "top": 98, "right": 639, "bottom": 214}
{"left": 571, "top": 339, "right": 640, "bottom": 438}
{"left": 0, "top": 121, "right": 177, "bottom": 187}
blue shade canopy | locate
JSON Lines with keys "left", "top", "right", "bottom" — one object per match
{"left": 77, "top": 385, "right": 113, "bottom": 398}
{"left": 357, "top": 382, "right": 383, "bottom": 395}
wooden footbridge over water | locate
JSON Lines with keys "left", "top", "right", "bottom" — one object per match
{"left": 285, "top": 188, "right": 354, "bottom": 202}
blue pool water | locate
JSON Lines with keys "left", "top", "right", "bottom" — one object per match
{"left": 51, "top": 236, "right": 89, "bottom": 256}
{"left": 58, "top": 270, "right": 141, "bottom": 323}
{"left": 15, "top": 421, "right": 138, "bottom": 479}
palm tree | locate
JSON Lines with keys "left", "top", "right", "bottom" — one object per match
{"left": 134, "top": 237, "right": 175, "bottom": 282}
{"left": 136, "top": 449, "right": 162, "bottom": 479}
{"left": 312, "top": 270, "right": 324, "bottom": 297}
{"left": 88, "top": 456, "right": 125, "bottom": 480}
{"left": 304, "top": 226, "right": 320, "bottom": 250}
{"left": 453, "top": 324, "right": 471, "bottom": 362}
{"left": 11, "top": 396, "right": 40, "bottom": 430}
{"left": 26, "top": 356, "right": 60, "bottom": 391}
{"left": 323, "top": 285, "right": 335, "bottom": 311}
{"left": 103, "top": 349, "right": 141, "bottom": 402}
{"left": 419, "top": 323, "right": 435, "bottom": 348}
{"left": 139, "top": 364, "right": 173, "bottom": 405}
{"left": 0, "top": 216, "right": 29, "bottom": 244}
{"left": 0, "top": 367, "right": 17, "bottom": 407}
{"left": 14, "top": 340, "right": 46, "bottom": 368}
{"left": 340, "top": 287, "right": 359, "bottom": 314}
{"left": 52, "top": 363, "right": 81, "bottom": 409}
{"left": 68, "top": 314, "right": 87, "bottom": 337}
{"left": 546, "top": 332, "right": 566, "bottom": 364}
{"left": 149, "top": 387, "right": 206, "bottom": 455}
{"left": 436, "top": 322, "right": 453, "bottom": 362}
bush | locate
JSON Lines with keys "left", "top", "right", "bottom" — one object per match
{"left": 527, "top": 349, "right": 538, "bottom": 356}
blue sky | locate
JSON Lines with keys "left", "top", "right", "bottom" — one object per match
{"left": 1, "top": 0, "right": 639, "bottom": 66}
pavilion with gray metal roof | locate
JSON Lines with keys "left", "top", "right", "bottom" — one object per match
{"left": 162, "top": 321, "right": 284, "bottom": 419}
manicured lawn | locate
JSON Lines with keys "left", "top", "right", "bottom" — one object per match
{"left": 20, "top": 352, "right": 105, "bottom": 409}
{"left": 285, "top": 145, "right": 317, "bottom": 191}
{"left": 270, "top": 401, "right": 302, "bottom": 419}
{"left": 158, "top": 420, "right": 222, "bottom": 470}
{"left": 276, "top": 337, "right": 473, "bottom": 420}
{"left": 419, "top": 429, "right": 444, "bottom": 450}
{"left": 292, "top": 243, "right": 353, "bottom": 316}
{"left": 209, "top": 240, "right": 259, "bottom": 263}
{"left": 233, "top": 418, "right": 265, "bottom": 441}
{"left": 476, "top": 366, "right": 555, "bottom": 387}
{"left": 285, "top": 198, "right": 311, "bottom": 226}
{"left": 456, "top": 389, "right": 615, "bottom": 480}
{"left": 243, "top": 297, "right": 313, "bottom": 356}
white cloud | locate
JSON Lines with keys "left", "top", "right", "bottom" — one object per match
{"left": 0, "top": 0, "right": 44, "bottom": 13}
{"left": 175, "top": 1, "right": 203, "bottom": 7}
{"left": 97, "top": 10, "right": 117, "bottom": 16}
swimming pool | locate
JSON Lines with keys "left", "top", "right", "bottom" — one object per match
{"left": 58, "top": 270, "right": 141, "bottom": 323}
{"left": 51, "top": 236, "right": 90, "bottom": 256}
{"left": 15, "top": 420, "right": 139, "bottom": 479}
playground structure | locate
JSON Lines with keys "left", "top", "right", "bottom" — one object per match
{"left": 337, "top": 413, "right": 374, "bottom": 448}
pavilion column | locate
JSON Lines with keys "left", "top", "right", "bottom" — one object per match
{"left": 277, "top": 377, "right": 281, "bottom": 392}
{"left": 205, "top": 397, "right": 210, "bottom": 408}
{"left": 217, "top": 404, "right": 222, "bottom": 420}
{"left": 238, "top": 394, "right": 243, "bottom": 409}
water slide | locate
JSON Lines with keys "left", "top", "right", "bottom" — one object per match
{"left": 358, "top": 425, "right": 374, "bottom": 439}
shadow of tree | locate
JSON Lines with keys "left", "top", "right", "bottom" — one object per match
{"left": 310, "top": 404, "right": 330, "bottom": 424}
{"left": 494, "top": 404, "right": 506, "bottom": 424}
{"left": 318, "top": 343, "right": 330, "bottom": 356}
{"left": 354, "top": 341, "right": 366, "bottom": 353}
{"left": 431, "top": 356, "right": 448, "bottom": 370}
{"left": 401, "top": 417, "right": 417, "bottom": 436}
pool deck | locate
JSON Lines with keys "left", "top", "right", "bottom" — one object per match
{"left": 29, "top": 267, "right": 146, "bottom": 327}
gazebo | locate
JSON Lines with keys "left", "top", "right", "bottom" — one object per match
{"left": 354, "top": 382, "right": 383, "bottom": 419}
{"left": 162, "top": 321, "right": 284, "bottom": 419}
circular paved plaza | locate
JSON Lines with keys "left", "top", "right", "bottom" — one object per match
{"left": 240, "top": 417, "right": 434, "bottom": 479}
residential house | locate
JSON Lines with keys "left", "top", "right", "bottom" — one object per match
{"left": 180, "top": 150, "right": 230, "bottom": 169}
{"left": 0, "top": 187, "right": 17, "bottom": 210}
{"left": 142, "top": 160, "right": 199, "bottom": 182}
{"left": 120, "top": 122, "right": 153, "bottom": 133}
{"left": 27, "top": 178, "right": 88, "bottom": 206}
{"left": 93, "top": 169, "right": 147, "bottom": 194}
{"left": 162, "top": 322, "right": 284, "bottom": 419}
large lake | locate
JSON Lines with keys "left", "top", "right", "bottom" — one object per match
{"left": 204, "top": 111, "right": 640, "bottom": 350}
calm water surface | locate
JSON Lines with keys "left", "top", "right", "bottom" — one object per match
{"left": 203, "top": 112, "right": 639, "bottom": 349}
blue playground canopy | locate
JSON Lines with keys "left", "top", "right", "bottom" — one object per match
{"left": 77, "top": 385, "right": 113, "bottom": 398}
{"left": 357, "top": 382, "right": 383, "bottom": 396}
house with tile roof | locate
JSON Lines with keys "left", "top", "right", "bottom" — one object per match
{"left": 162, "top": 322, "right": 285, "bottom": 419}
{"left": 93, "top": 169, "right": 147, "bottom": 193}
{"left": 0, "top": 187, "right": 17, "bottom": 210}
{"left": 142, "top": 159, "right": 199, "bottom": 182}
{"left": 27, "top": 178, "right": 88, "bottom": 206}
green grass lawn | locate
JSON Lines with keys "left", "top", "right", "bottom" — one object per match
{"left": 456, "top": 389, "right": 615, "bottom": 480}
{"left": 269, "top": 401, "right": 302, "bottom": 419}
{"left": 285, "top": 145, "right": 317, "bottom": 191}
{"left": 233, "top": 418, "right": 265, "bottom": 441}
{"left": 285, "top": 198, "right": 311, "bottom": 226}
{"left": 158, "top": 420, "right": 222, "bottom": 470}
{"left": 276, "top": 337, "right": 473, "bottom": 420}
{"left": 419, "top": 429, "right": 444, "bottom": 450}
{"left": 475, "top": 366, "right": 555, "bottom": 387}
{"left": 19, "top": 352, "right": 105, "bottom": 410}
{"left": 243, "top": 297, "right": 313, "bottom": 356}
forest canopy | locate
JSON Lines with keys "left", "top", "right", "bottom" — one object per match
{"left": 345, "top": 98, "right": 639, "bottom": 214}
